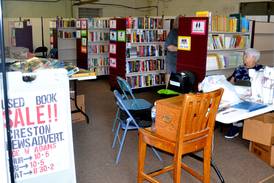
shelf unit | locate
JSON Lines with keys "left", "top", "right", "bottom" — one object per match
{"left": 87, "top": 17, "right": 110, "bottom": 76}
{"left": 176, "top": 16, "right": 209, "bottom": 89}
{"left": 50, "top": 18, "right": 77, "bottom": 65}
{"left": 252, "top": 21, "right": 274, "bottom": 67}
{"left": 204, "top": 14, "right": 253, "bottom": 76}
{"left": 109, "top": 16, "right": 170, "bottom": 89}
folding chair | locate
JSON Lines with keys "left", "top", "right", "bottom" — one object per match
{"left": 112, "top": 76, "right": 153, "bottom": 132}
{"left": 112, "top": 90, "right": 162, "bottom": 164}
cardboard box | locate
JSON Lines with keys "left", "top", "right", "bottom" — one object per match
{"left": 249, "top": 142, "right": 274, "bottom": 167}
{"left": 70, "top": 95, "right": 85, "bottom": 123}
{"left": 243, "top": 113, "right": 274, "bottom": 146}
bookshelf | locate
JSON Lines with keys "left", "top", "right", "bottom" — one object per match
{"left": 199, "top": 13, "right": 254, "bottom": 76}
{"left": 109, "top": 16, "right": 169, "bottom": 89}
{"left": 76, "top": 18, "right": 88, "bottom": 69}
{"left": 50, "top": 18, "right": 77, "bottom": 65}
{"left": 49, "top": 20, "right": 57, "bottom": 50}
{"left": 176, "top": 16, "right": 209, "bottom": 89}
{"left": 88, "top": 17, "right": 110, "bottom": 76}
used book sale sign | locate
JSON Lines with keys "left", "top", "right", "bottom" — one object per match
{"left": 1, "top": 69, "right": 76, "bottom": 183}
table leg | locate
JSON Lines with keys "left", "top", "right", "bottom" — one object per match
{"left": 71, "top": 80, "right": 90, "bottom": 124}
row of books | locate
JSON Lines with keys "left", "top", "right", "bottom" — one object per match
{"left": 58, "top": 30, "right": 76, "bottom": 39}
{"left": 206, "top": 53, "right": 243, "bottom": 70}
{"left": 126, "top": 45, "right": 165, "bottom": 58}
{"left": 91, "top": 66, "right": 109, "bottom": 75}
{"left": 55, "top": 19, "right": 76, "bottom": 28}
{"left": 196, "top": 11, "right": 250, "bottom": 33}
{"left": 126, "top": 30, "right": 167, "bottom": 43}
{"left": 208, "top": 35, "right": 249, "bottom": 50}
{"left": 126, "top": 73, "right": 165, "bottom": 89}
{"left": 126, "top": 17, "right": 164, "bottom": 29}
{"left": 88, "top": 18, "right": 109, "bottom": 29}
{"left": 89, "top": 32, "right": 109, "bottom": 42}
{"left": 88, "top": 56, "right": 109, "bottom": 67}
{"left": 126, "top": 59, "right": 165, "bottom": 73}
{"left": 88, "top": 45, "right": 109, "bottom": 54}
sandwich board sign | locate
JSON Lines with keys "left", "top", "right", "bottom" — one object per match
{"left": 1, "top": 69, "right": 76, "bottom": 183}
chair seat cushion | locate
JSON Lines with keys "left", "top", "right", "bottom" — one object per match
{"left": 123, "top": 99, "right": 152, "bottom": 110}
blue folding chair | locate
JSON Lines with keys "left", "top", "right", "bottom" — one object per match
{"left": 112, "top": 76, "right": 153, "bottom": 132}
{"left": 112, "top": 90, "right": 162, "bottom": 164}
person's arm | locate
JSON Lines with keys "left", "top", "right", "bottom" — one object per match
{"left": 167, "top": 45, "right": 177, "bottom": 52}
{"left": 229, "top": 76, "right": 235, "bottom": 84}
{"left": 164, "top": 29, "right": 177, "bottom": 52}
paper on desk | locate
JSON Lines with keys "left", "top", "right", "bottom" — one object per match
{"left": 199, "top": 75, "right": 241, "bottom": 106}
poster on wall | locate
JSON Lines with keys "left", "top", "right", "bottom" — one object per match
{"left": 81, "top": 38, "right": 87, "bottom": 46}
{"left": 110, "top": 31, "right": 117, "bottom": 41}
{"left": 81, "top": 20, "right": 87, "bottom": 29}
{"left": 2, "top": 69, "right": 76, "bottom": 183}
{"left": 76, "top": 21, "right": 81, "bottom": 29}
{"left": 109, "top": 20, "right": 116, "bottom": 29}
{"left": 76, "top": 31, "right": 81, "bottom": 39}
{"left": 109, "top": 44, "right": 116, "bottom": 54}
{"left": 81, "top": 46, "right": 87, "bottom": 53}
{"left": 109, "top": 57, "right": 117, "bottom": 68}
{"left": 178, "top": 36, "right": 191, "bottom": 51}
{"left": 117, "top": 30, "right": 126, "bottom": 42}
{"left": 81, "top": 30, "right": 87, "bottom": 37}
{"left": 191, "top": 20, "right": 206, "bottom": 35}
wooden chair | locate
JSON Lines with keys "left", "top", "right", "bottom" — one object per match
{"left": 137, "top": 88, "right": 224, "bottom": 183}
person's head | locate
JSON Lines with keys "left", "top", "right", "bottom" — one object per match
{"left": 172, "top": 15, "right": 181, "bottom": 29}
{"left": 243, "top": 48, "right": 260, "bottom": 68}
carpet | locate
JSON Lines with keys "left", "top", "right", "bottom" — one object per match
{"left": 259, "top": 174, "right": 274, "bottom": 183}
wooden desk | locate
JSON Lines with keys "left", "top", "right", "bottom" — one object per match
{"left": 69, "top": 73, "right": 96, "bottom": 124}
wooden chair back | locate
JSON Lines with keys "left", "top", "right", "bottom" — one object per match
{"left": 154, "top": 88, "right": 223, "bottom": 142}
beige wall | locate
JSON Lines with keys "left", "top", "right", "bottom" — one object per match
{"left": 3, "top": 0, "right": 72, "bottom": 18}
{"left": 73, "top": 0, "right": 150, "bottom": 17}
{"left": 3, "top": 0, "right": 150, "bottom": 18}
{"left": 149, "top": 0, "right": 271, "bottom": 16}
{"left": 4, "top": 18, "right": 53, "bottom": 52}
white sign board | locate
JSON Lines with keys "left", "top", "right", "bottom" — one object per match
{"left": 0, "top": 88, "right": 9, "bottom": 183}
{"left": 2, "top": 69, "right": 76, "bottom": 183}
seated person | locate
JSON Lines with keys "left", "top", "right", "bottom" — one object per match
{"left": 225, "top": 48, "right": 264, "bottom": 139}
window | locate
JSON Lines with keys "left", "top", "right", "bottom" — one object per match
{"left": 78, "top": 8, "right": 102, "bottom": 18}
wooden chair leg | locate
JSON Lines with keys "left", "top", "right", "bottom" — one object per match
{"left": 203, "top": 145, "right": 211, "bottom": 183}
{"left": 138, "top": 133, "right": 147, "bottom": 183}
{"left": 173, "top": 151, "right": 182, "bottom": 183}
